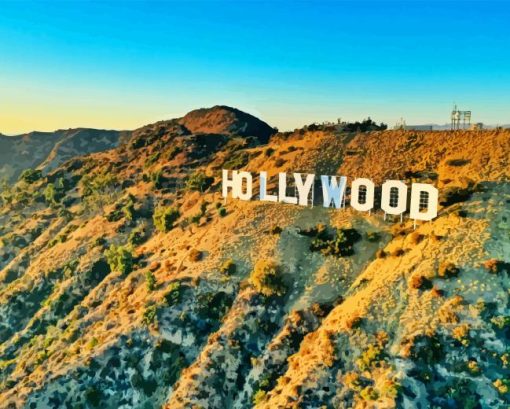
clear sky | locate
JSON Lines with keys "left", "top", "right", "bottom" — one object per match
{"left": 1, "top": 0, "right": 509, "bottom": 134}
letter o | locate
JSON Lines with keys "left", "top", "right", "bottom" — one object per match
{"left": 381, "top": 180, "right": 408, "bottom": 215}
{"left": 351, "top": 178, "right": 375, "bottom": 212}
{"left": 236, "top": 171, "right": 253, "bottom": 201}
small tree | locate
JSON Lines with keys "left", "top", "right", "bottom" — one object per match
{"left": 153, "top": 206, "right": 180, "bottom": 232}
{"left": 105, "top": 245, "right": 133, "bottom": 275}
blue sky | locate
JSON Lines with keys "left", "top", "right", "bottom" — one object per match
{"left": 0, "top": 0, "right": 509, "bottom": 134}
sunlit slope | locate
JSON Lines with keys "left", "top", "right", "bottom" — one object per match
{"left": 0, "top": 109, "right": 508, "bottom": 408}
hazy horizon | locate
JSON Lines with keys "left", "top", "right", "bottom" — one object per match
{"left": 1, "top": 0, "right": 509, "bottom": 135}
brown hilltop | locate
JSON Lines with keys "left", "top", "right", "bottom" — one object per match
{"left": 178, "top": 105, "right": 276, "bottom": 143}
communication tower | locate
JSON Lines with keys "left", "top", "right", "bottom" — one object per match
{"left": 451, "top": 105, "right": 472, "bottom": 130}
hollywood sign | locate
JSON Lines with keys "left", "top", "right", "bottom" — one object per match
{"left": 222, "top": 170, "right": 438, "bottom": 221}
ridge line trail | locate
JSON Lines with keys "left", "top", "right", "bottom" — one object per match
{"left": 36, "top": 130, "right": 79, "bottom": 171}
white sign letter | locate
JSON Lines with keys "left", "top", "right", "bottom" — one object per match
{"left": 259, "top": 171, "right": 278, "bottom": 202}
{"left": 381, "top": 180, "right": 408, "bottom": 215}
{"left": 237, "top": 171, "right": 253, "bottom": 201}
{"left": 294, "top": 173, "right": 315, "bottom": 206}
{"left": 410, "top": 183, "right": 438, "bottom": 221}
{"left": 321, "top": 175, "right": 347, "bottom": 208}
{"left": 278, "top": 173, "right": 298, "bottom": 204}
{"left": 351, "top": 178, "right": 375, "bottom": 212}
{"left": 222, "top": 169, "right": 238, "bottom": 198}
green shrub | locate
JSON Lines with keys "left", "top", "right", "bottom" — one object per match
{"left": 146, "top": 271, "right": 157, "bottom": 292}
{"left": 19, "top": 168, "right": 42, "bottom": 184}
{"left": 44, "top": 179, "right": 65, "bottom": 206}
{"left": 219, "top": 259, "right": 236, "bottom": 275}
{"left": 218, "top": 206, "right": 227, "bottom": 217}
{"left": 153, "top": 206, "right": 180, "bottom": 232}
{"left": 308, "top": 227, "right": 361, "bottom": 257}
{"left": 87, "top": 337, "right": 99, "bottom": 350}
{"left": 165, "top": 282, "right": 184, "bottom": 306}
{"left": 250, "top": 260, "right": 287, "bottom": 297}
{"left": 143, "top": 305, "right": 158, "bottom": 326}
{"left": 128, "top": 224, "right": 148, "bottom": 246}
{"left": 150, "top": 169, "right": 164, "bottom": 189}
{"left": 252, "top": 389, "right": 267, "bottom": 405}
{"left": 356, "top": 344, "right": 384, "bottom": 371}
{"left": 196, "top": 291, "right": 233, "bottom": 321}
{"left": 491, "top": 315, "right": 510, "bottom": 330}
{"left": 360, "top": 386, "right": 379, "bottom": 401}
{"left": 105, "top": 244, "right": 133, "bottom": 275}
{"left": 185, "top": 172, "right": 213, "bottom": 192}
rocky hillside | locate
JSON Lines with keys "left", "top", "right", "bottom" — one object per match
{"left": 0, "top": 129, "right": 131, "bottom": 183}
{"left": 0, "top": 107, "right": 509, "bottom": 409}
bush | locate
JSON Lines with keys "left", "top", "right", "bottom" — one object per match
{"left": 376, "top": 249, "right": 387, "bottom": 258}
{"left": 165, "top": 282, "right": 184, "bottom": 306}
{"left": 493, "top": 379, "right": 510, "bottom": 395}
{"left": 483, "top": 259, "right": 509, "bottom": 274}
{"left": 146, "top": 271, "right": 157, "bottom": 291}
{"left": 153, "top": 206, "right": 180, "bottom": 232}
{"left": 143, "top": 304, "right": 158, "bottom": 326}
{"left": 391, "top": 248, "right": 405, "bottom": 257}
{"left": 356, "top": 344, "right": 384, "bottom": 371}
{"left": 381, "top": 379, "right": 401, "bottom": 399}
{"left": 189, "top": 249, "right": 203, "bottom": 262}
{"left": 438, "top": 262, "right": 459, "bottom": 278}
{"left": 44, "top": 178, "right": 65, "bottom": 206}
{"left": 409, "top": 274, "right": 432, "bottom": 290}
{"left": 185, "top": 172, "right": 213, "bottom": 192}
{"left": 19, "top": 168, "right": 42, "bottom": 184}
{"left": 250, "top": 260, "right": 287, "bottom": 297}
{"left": 105, "top": 245, "right": 133, "bottom": 275}
{"left": 150, "top": 170, "right": 164, "bottom": 189}
{"left": 439, "top": 186, "right": 474, "bottom": 207}
{"left": 491, "top": 315, "right": 510, "bottom": 330}
{"left": 274, "top": 157, "right": 286, "bottom": 167}
{"left": 128, "top": 224, "right": 148, "bottom": 246}
{"left": 219, "top": 259, "right": 236, "bottom": 275}
{"left": 308, "top": 228, "right": 361, "bottom": 257}
{"left": 360, "top": 386, "right": 379, "bottom": 401}
{"left": 345, "top": 314, "right": 362, "bottom": 330}
{"left": 218, "top": 206, "right": 227, "bottom": 217}
{"left": 252, "top": 389, "right": 267, "bottom": 405}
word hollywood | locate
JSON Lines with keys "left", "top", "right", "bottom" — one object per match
{"left": 222, "top": 170, "right": 439, "bottom": 221}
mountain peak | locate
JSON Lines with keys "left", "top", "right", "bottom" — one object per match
{"left": 178, "top": 105, "right": 275, "bottom": 143}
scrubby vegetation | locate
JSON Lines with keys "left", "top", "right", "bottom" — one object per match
{"left": 250, "top": 260, "right": 287, "bottom": 297}
{"left": 0, "top": 109, "right": 509, "bottom": 409}
{"left": 105, "top": 245, "right": 133, "bottom": 275}
{"left": 153, "top": 206, "right": 180, "bottom": 232}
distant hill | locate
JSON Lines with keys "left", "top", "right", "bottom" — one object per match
{"left": 0, "top": 128, "right": 130, "bottom": 183}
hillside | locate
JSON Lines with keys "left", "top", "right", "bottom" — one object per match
{"left": 0, "top": 107, "right": 509, "bottom": 409}
{"left": 0, "top": 129, "right": 131, "bottom": 183}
